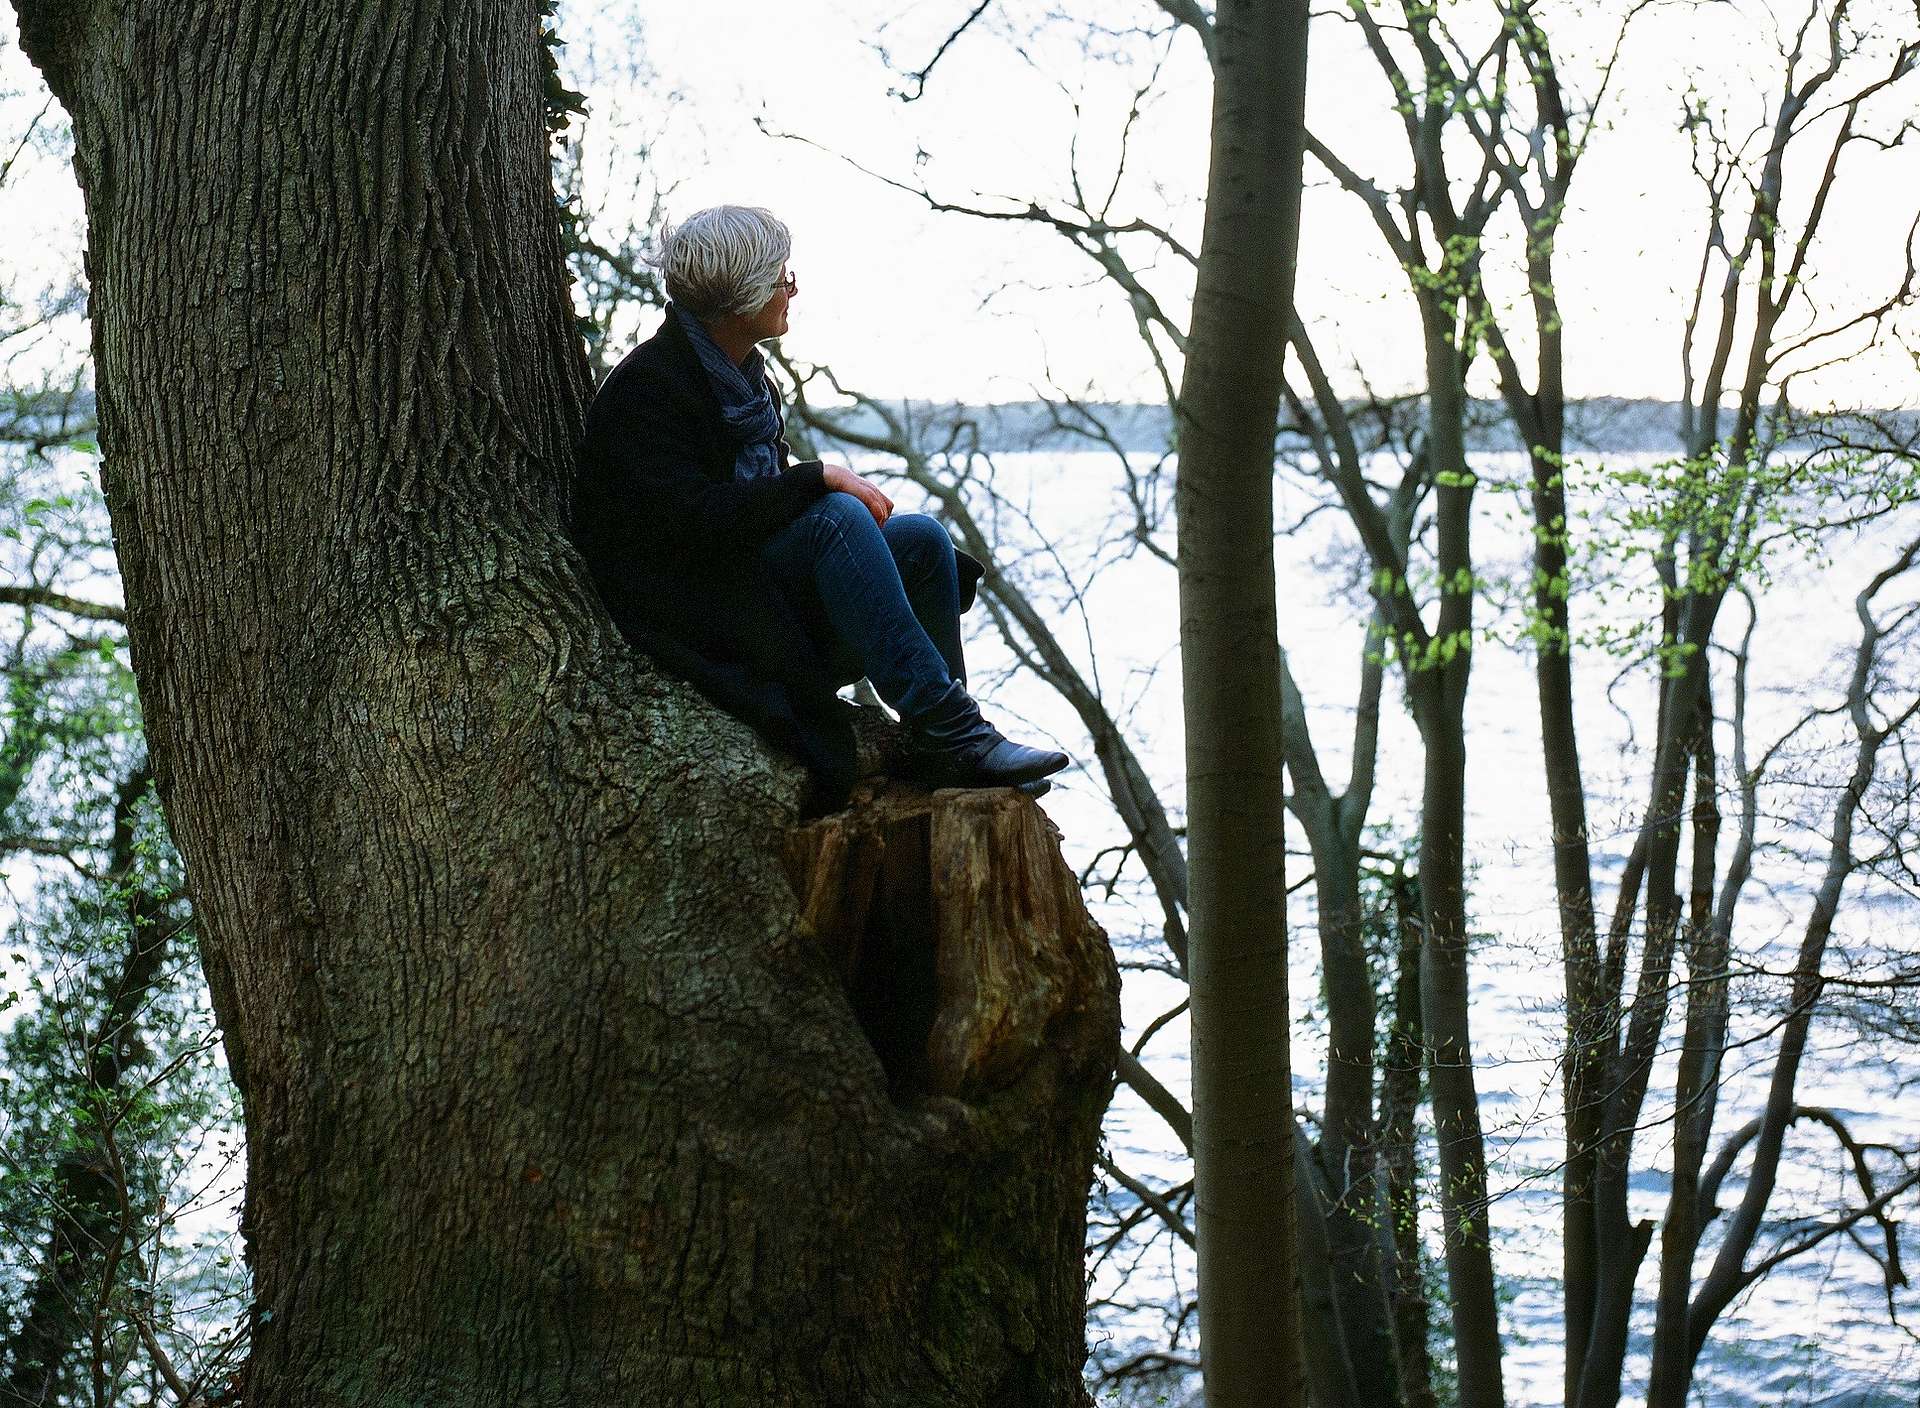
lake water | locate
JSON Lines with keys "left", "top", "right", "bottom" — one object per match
{"left": 880, "top": 447, "right": 1920, "bottom": 1407}
{"left": 5, "top": 442, "right": 1913, "bottom": 1405}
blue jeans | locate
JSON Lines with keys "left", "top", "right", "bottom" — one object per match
{"left": 760, "top": 493, "right": 966, "bottom": 720}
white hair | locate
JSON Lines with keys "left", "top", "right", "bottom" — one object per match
{"left": 659, "top": 206, "right": 792, "bottom": 319}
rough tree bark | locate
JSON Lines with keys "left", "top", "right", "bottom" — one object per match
{"left": 1173, "top": 0, "right": 1310, "bottom": 1403}
{"left": 11, "top": 3, "right": 1120, "bottom": 1404}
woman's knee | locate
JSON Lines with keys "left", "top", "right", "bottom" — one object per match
{"left": 816, "top": 490, "right": 870, "bottom": 520}
{"left": 807, "top": 490, "right": 884, "bottom": 538}
{"left": 882, "top": 512, "right": 955, "bottom": 566}
{"left": 787, "top": 490, "right": 880, "bottom": 546}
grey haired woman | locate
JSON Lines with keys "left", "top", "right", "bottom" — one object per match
{"left": 571, "top": 204, "right": 1069, "bottom": 804}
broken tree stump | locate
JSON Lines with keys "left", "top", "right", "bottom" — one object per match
{"left": 783, "top": 780, "right": 1119, "bottom": 1101}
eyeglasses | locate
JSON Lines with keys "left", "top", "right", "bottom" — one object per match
{"left": 777, "top": 269, "right": 797, "bottom": 296}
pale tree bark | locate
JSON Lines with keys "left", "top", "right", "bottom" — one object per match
{"left": 11, "top": 3, "right": 1119, "bottom": 1405}
{"left": 1173, "top": 0, "right": 1310, "bottom": 1403}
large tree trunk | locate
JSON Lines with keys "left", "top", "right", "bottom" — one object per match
{"left": 12, "top": 4, "right": 1119, "bottom": 1404}
{"left": 1173, "top": 0, "right": 1310, "bottom": 1403}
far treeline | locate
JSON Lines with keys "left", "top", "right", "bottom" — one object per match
{"left": 781, "top": 397, "right": 1920, "bottom": 457}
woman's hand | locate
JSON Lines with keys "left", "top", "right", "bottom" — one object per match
{"left": 822, "top": 463, "right": 893, "bottom": 527}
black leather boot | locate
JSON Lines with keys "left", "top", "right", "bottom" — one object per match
{"left": 904, "top": 681, "right": 1070, "bottom": 788}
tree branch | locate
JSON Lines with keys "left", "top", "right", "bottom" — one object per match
{"left": 1151, "top": 0, "right": 1217, "bottom": 65}
{"left": 890, "top": 0, "right": 995, "bottom": 102}
{"left": 0, "top": 583, "right": 127, "bottom": 623}
{"left": 1096, "top": 1149, "right": 1195, "bottom": 1247}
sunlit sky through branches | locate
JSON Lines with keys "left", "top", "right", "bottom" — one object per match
{"left": 578, "top": 0, "right": 1920, "bottom": 408}
{"left": 2, "top": 0, "right": 1916, "bottom": 407}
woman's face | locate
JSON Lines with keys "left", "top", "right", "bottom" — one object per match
{"left": 747, "top": 264, "right": 794, "bottom": 343}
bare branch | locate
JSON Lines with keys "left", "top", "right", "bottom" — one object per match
{"left": 890, "top": 0, "right": 995, "bottom": 103}
{"left": 0, "top": 832, "right": 96, "bottom": 860}
{"left": 0, "top": 584, "right": 127, "bottom": 623}
{"left": 1150, "top": 0, "right": 1216, "bottom": 67}
{"left": 0, "top": 96, "right": 54, "bottom": 189}
{"left": 1096, "top": 1150, "right": 1195, "bottom": 1248}
{"left": 1116, "top": 1049, "right": 1194, "bottom": 1155}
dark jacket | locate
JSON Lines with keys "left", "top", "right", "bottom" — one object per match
{"left": 570, "top": 311, "right": 982, "bottom": 801}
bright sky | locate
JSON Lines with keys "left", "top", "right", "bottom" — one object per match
{"left": 565, "top": 0, "right": 1920, "bottom": 408}
{"left": 4, "top": 0, "right": 1917, "bottom": 406}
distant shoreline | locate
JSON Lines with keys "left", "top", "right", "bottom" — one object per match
{"left": 802, "top": 395, "right": 1919, "bottom": 457}
{"left": 9, "top": 391, "right": 1914, "bottom": 460}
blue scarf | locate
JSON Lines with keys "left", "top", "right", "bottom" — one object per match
{"left": 672, "top": 301, "right": 783, "bottom": 482}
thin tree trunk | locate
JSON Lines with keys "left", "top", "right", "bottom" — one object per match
{"left": 1173, "top": 0, "right": 1310, "bottom": 1401}
{"left": 1646, "top": 694, "right": 1727, "bottom": 1408}
{"left": 0, "top": 767, "right": 171, "bottom": 1405}
{"left": 1294, "top": 1132, "right": 1365, "bottom": 1408}
{"left": 1515, "top": 428, "right": 1605, "bottom": 1408}
{"left": 13, "top": 4, "right": 1119, "bottom": 1403}
{"left": 1409, "top": 321, "right": 1504, "bottom": 1408}
{"left": 1684, "top": 536, "right": 1920, "bottom": 1369}
{"left": 1413, "top": 709, "right": 1504, "bottom": 1408}
{"left": 1576, "top": 595, "right": 1725, "bottom": 1408}
{"left": 1570, "top": 134, "right": 1788, "bottom": 1407}
{"left": 1380, "top": 871, "right": 1436, "bottom": 1408}
{"left": 1310, "top": 844, "right": 1400, "bottom": 1408}
{"left": 1282, "top": 664, "right": 1397, "bottom": 1408}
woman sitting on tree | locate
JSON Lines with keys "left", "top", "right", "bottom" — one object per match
{"left": 571, "top": 204, "right": 1069, "bottom": 805}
